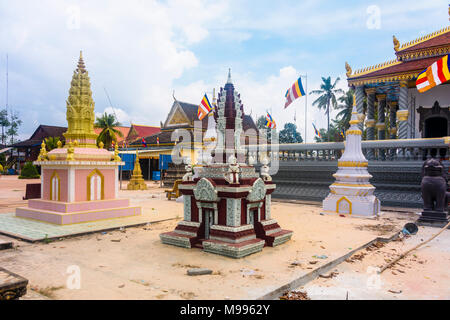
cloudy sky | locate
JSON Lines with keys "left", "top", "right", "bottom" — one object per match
{"left": 0, "top": 0, "right": 448, "bottom": 142}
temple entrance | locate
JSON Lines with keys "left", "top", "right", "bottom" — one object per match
{"left": 248, "top": 209, "right": 259, "bottom": 225}
{"left": 424, "top": 117, "right": 447, "bottom": 138}
{"left": 417, "top": 101, "right": 450, "bottom": 138}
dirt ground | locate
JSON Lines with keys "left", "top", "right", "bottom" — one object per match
{"left": 0, "top": 176, "right": 448, "bottom": 300}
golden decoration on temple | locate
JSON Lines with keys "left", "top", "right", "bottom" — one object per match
{"left": 114, "top": 144, "right": 121, "bottom": 162}
{"left": 127, "top": 150, "right": 147, "bottom": 190}
{"left": 57, "top": 140, "right": 62, "bottom": 148}
{"left": 38, "top": 141, "right": 48, "bottom": 161}
{"left": 397, "top": 26, "right": 450, "bottom": 52}
{"left": 393, "top": 35, "right": 400, "bottom": 52}
{"left": 345, "top": 61, "right": 352, "bottom": 77}
{"left": 66, "top": 142, "right": 75, "bottom": 161}
{"left": 63, "top": 51, "right": 98, "bottom": 148}
{"left": 98, "top": 141, "right": 104, "bottom": 149}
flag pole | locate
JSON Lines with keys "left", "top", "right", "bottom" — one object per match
{"left": 304, "top": 72, "right": 307, "bottom": 143}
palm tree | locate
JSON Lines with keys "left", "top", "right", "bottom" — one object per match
{"left": 310, "top": 77, "right": 344, "bottom": 141}
{"left": 44, "top": 136, "right": 62, "bottom": 151}
{"left": 336, "top": 89, "right": 354, "bottom": 130}
{"left": 94, "top": 113, "right": 123, "bottom": 149}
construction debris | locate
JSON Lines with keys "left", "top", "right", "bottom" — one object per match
{"left": 279, "top": 290, "right": 310, "bottom": 300}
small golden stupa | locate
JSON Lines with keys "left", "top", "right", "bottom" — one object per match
{"left": 127, "top": 150, "right": 147, "bottom": 190}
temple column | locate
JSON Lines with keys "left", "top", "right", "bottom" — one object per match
{"left": 388, "top": 101, "right": 397, "bottom": 160}
{"left": 397, "top": 81, "right": 409, "bottom": 140}
{"left": 355, "top": 86, "right": 365, "bottom": 132}
{"left": 376, "top": 94, "right": 386, "bottom": 160}
{"left": 365, "top": 88, "right": 376, "bottom": 159}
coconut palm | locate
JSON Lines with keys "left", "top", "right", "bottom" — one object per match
{"left": 310, "top": 77, "right": 344, "bottom": 141}
{"left": 94, "top": 113, "right": 123, "bottom": 149}
{"left": 336, "top": 89, "right": 354, "bottom": 130}
{"left": 44, "top": 136, "right": 62, "bottom": 151}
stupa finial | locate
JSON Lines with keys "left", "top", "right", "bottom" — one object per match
{"left": 226, "top": 68, "right": 232, "bottom": 84}
{"left": 63, "top": 52, "right": 98, "bottom": 148}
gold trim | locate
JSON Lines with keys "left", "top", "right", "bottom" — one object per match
{"left": 346, "top": 129, "right": 362, "bottom": 135}
{"left": 365, "top": 88, "right": 377, "bottom": 95}
{"left": 49, "top": 171, "right": 61, "bottom": 201}
{"left": 349, "top": 120, "right": 360, "bottom": 125}
{"left": 86, "top": 169, "right": 105, "bottom": 201}
{"left": 397, "top": 110, "right": 409, "bottom": 121}
{"left": 332, "top": 183, "right": 374, "bottom": 188}
{"left": 397, "top": 26, "right": 450, "bottom": 52}
{"left": 336, "top": 196, "right": 352, "bottom": 215}
{"left": 389, "top": 127, "right": 397, "bottom": 135}
{"left": 376, "top": 94, "right": 386, "bottom": 101}
{"left": 348, "top": 72, "right": 418, "bottom": 86}
{"left": 376, "top": 123, "right": 386, "bottom": 130}
{"left": 349, "top": 59, "right": 400, "bottom": 79}
{"left": 338, "top": 161, "right": 368, "bottom": 168}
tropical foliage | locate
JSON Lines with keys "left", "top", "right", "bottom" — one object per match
{"left": 310, "top": 77, "right": 344, "bottom": 142}
{"left": 279, "top": 122, "right": 303, "bottom": 144}
{"left": 335, "top": 89, "right": 354, "bottom": 131}
{"left": 44, "top": 136, "right": 62, "bottom": 151}
{"left": 94, "top": 113, "right": 123, "bottom": 149}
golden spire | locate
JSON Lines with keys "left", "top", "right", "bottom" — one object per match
{"left": 63, "top": 51, "right": 98, "bottom": 148}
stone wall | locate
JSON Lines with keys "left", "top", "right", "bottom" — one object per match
{"left": 271, "top": 160, "right": 449, "bottom": 208}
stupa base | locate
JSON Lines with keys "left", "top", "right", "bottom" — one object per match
{"left": 16, "top": 198, "right": 141, "bottom": 225}
{"left": 322, "top": 194, "right": 380, "bottom": 218}
{"left": 416, "top": 210, "right": 450, "bottom": 228}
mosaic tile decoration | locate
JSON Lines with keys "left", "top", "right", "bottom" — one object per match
{"left": 0, "top": 212, "right": 154, "bottom": 242}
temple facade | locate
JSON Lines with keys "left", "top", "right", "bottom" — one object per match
{"left": 16, "top": 52, "right": 141, "bottom": 225}
{"left": 160, "top": 73, "right": 292, "bottom": 258}
{"left": 346, "top": 21, "right": 450, "bottom": 151}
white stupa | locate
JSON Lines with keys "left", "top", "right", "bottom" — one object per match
{"left": 322, "top": 95, "right": 380, "bottom": 218}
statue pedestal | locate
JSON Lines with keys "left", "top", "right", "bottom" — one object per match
{"left": 416, "top": 210, "right": 450, "bottom": 228}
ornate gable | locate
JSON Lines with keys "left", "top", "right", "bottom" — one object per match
{"left": 163, "top": 101, "right": 190, "bottom": 128}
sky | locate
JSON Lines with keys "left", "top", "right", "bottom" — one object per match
{"left": 0, "top": 0, "right": 448, "bottom": 142}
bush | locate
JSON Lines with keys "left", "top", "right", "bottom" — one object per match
{"left": 0, "top": 153, "right": 5, "bottom": 166}
{"left": 19, "top": 162, "right": 40, "bottom": 179}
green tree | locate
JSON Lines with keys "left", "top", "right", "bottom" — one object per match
{"left": 310, "top": 76, "right": 344, "bottom": 142}
{"left": 336, "top": 89, "right": 354, "bottom": 130}
{"left": 314, "top": 121, "right": 342, "bottom": 143}
{"left": 279, "top": 122, "right": 303, "bottom": 144}
{"left": 44, "top": 136, "right": 62, "bottom": 151}
{"left": 0, "top": 153, "right": 6, "bottom": 166}
{"left": 0, "top": 109, "right": 10, "bottom": 145}
{"left": 19, "top": 161, "right": 40, "bottom": 179}
{"left": 256, "top": 115, "right": 274, "bottom": 141}
{"left": 94, "top": 112, "right": 123, "bottom": 149}
{"left": 6, "top": 111, "right": 22, "bottom": 144}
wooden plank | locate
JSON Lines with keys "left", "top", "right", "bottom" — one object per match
{"left": 0, "top": 267, "right": 28, "bottom": 300}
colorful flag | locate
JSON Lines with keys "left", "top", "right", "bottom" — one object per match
{"left": 157, "top": 137, "right": 160, "bottom": 145}
{"left": 265, "top": 112, "right": 276, "bottom": 129}
{"left": 285, "top": 77, "right": 306, "bottom": 108}
{"left": 142, "top": 137, "right": 147, "bottom": 148}
{"left": 340, "top": 128, "right": 345, "bottom": 139}
{"left": 416, "top": 54, "right": 450, "bottom": 93}
{"left": 198, "top": 94, "right": 213, "bottom": 120}
{"left": 312, "top": 123, "right": 321, "bottom": 137}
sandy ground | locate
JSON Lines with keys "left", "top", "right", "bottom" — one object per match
{"left": 301, "top": 226, "right": 450, "bottom": 300}
{"left": 0, "top": 176, "right": 448, "bottom": 300}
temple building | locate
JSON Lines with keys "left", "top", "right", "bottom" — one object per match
{"left": 16, "top": 52, "right": 140, "bottom": 225}
{"left": 346, "top": 21, "right": 449, "bottom": 148}
{"left": 160, "top": 72, "right": 292, "bottom": 258}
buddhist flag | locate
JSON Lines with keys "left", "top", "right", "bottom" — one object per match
{"left": 157, "top": 137, "right": 160, "bottom": 145}
{"left": 198, "top": 94, "right": 212, "bottom": 120}
{"left": 142, "top": 137, "right": 147, "bottom": 148}
{"left": 265, "top": 112, "right": 276, "bottom": 129}
{"left": 340, "top": 128, "right": 345, "bottom": 139}
{"left": 312, "top": 123, "right": 321, "bottom": 138}
{"left": 285, "top": 77, "right": 306, "bottom": 108}
{"left": 416, "top": 54, "right": 450, "bottom": 93}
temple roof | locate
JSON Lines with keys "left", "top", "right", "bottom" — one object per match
{"left": 348, "top": 56, "right": 443, "bottom": 86}
{"left": 11, "top": 125, "right": 67, "bottom": 148}
{"left": 126, "top": 124, "right": 161, "bottom": 142}
{"left": 347, "top": 20, "right": 450, "bottom": 86}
